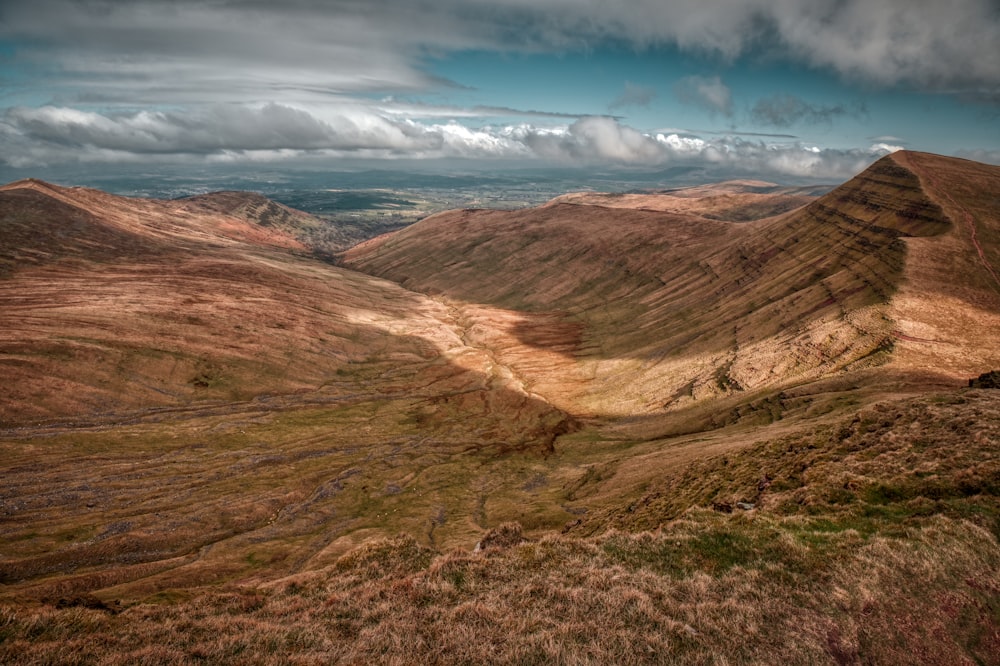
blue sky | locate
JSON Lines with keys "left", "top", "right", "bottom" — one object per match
{"left": 427, "top": 47, "right": 995, "bottom": 152}
{"left": 0, "top": 0, "right": 998, "bottom": 182}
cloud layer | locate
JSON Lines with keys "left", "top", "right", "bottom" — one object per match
{"left": 3, "top": 0, "right": 998, "bottom": 104}
{"left": 0, "top": 103, "right": 899, "bottom": 179}
{"left": 750, "top": 95, "right": 866, "bottom": 127}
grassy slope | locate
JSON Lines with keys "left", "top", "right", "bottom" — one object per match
{"left": 343, "top": 154, "right": 986, "bottom": 423}
{"left": 0, "top": 179, "right": 582, "bottom": 596}
{"left": 0, "top": 180, "right": 462, "bottom": 423}
{"left": 1, "top": 390, "right": 996, "bottom": 665}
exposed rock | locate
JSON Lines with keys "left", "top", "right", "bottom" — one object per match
{"left": 969, "top": 370, "right": 1000, "bottom": 389}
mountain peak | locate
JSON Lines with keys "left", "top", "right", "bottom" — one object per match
{"left": 0, "top": 177, "right": 69, "bottom": 196}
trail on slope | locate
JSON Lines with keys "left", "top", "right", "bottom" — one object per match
{"left": 902, "top": 154, "right": 1000, "bottom": 293}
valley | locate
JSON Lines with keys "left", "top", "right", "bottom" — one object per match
{"left": 1, "top": 152, "right": 998, "bottom": 664}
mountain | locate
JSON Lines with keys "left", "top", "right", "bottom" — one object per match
{"left": 343, "top": 152, "right": 1000, "bottom": 425}
{"left": 176, "top": 190, "right": 406, "bottom": 259}
{"left": 1, "top": 153, "right": 999, "bottom": 664}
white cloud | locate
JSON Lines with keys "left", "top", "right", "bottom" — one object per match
{"left": 869, "top": 142, "right": 904, "bottom": 154}
{"left": 0, "top": 103, "right": 899, "bottom": 180}
{"left": 523, "top": 117, "right": 666, "bottom": 163}
{"left": 870, "top": 135, "right": 906, "bottom": 144}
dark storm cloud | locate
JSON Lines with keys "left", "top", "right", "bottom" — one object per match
{"left": 750, "top": 95, "right": 866, "bottom": 128}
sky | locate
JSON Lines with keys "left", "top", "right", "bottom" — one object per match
{"left": 1, "top": 0, "right": 998, "bottom": 183}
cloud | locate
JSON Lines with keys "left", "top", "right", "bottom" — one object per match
{"left": 869, "top": 135, "right": 906, "bottom": 144}
{"left": 2, "top": 0, "right": 997, "bottom": 108}
{"left": 609, "top": 82, "right": 657, "bottom": 110}
{"left": 674, "top": 76, "right": 733, "bottom": 117}
{"left": 1, "top": 104, "right": 455, "bottom": 158}
{"left": 520, "top": 117, "right": 665, "bottom": 163}
{"left": 0, "top": 103, "right": 530, "bottom": 167}
{"left": 0, "top": 102, "right": 900, "bottom": 181}
{"left": 374, "top": 99, "right": 588, "bottom": 120}
{"left": 699, "top": 130, "right": 799, "bottom": 139}
{"left": 750, "top": 95, "right": 866, "bottom": 127}
{"left": 499, "top": 118, "right": 894, "bottom": 180}
{"left": 955, "top": 148, "right": 1000, "bottom": 166}
{"left": 868, "top": 142, "right": 904, "bottom": 154}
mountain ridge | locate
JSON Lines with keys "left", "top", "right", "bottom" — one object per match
{"left": 343, "top": 151, "right": 1000, "bottom": 423}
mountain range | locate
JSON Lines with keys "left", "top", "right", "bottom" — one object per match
{"left": 1, "top": 151, "right": 998, "bottom": 664}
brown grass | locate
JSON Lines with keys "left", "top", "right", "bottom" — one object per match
{"left": 343, "top": 153, "right": 1000, "bottom": 422}
{"left": 1, "top": 390, "right": 997, "bottom": 665}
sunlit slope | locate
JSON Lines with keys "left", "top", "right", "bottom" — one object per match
{"left": 344, "top": 152, "right": 999, "bottom": 417}
{"left": 550, "top": 179, "right": 821, "bottom": 221}
{"left": 0, "top": 179, "right": 568, "bottom": 437}
{"left": 885, "top": 151, "right": 1000, "bottom": 378}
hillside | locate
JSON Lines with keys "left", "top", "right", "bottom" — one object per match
{"left": 176, "top": 191, "right": 399, "bottom": 260}
{"left": 4, "top": 389, "right": 997, "bottom": 665}
{"left": 1, "top": 153, "right": 999, "bottom": 664}
{"left": 343, "top": 152, "right": 1000, "bottom": 422}
{"left": 0, "top": 179, "right": 440, "bottom": 422}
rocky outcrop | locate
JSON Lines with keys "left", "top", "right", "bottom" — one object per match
{"left": 969, "top": 370, "right": 1000, "bottom": 389}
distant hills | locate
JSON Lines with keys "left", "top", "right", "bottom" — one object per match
{"left": 1, "top": 152, "right": 998, "bottom": 664}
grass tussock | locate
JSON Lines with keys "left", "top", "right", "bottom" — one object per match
{"left": 582, "top": 389, "right": 1000, "bottom": 541}
{"left": 1, "top": 516, "right": 995, "bottom": 665}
